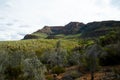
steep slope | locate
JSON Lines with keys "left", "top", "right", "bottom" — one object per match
{"left": 34, "top": 26, "right": 53, "bottom": 34}
{"left": 80, "top": 20, "right": 120, "bottom": 37}
{"left": 35, "top": 26, "right": 64, "bottom": 34}
{"left": 63, "top": 22, "right": 85, "bottom": 34}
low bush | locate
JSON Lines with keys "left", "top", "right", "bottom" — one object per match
{"left": 99, "top": 42, "right": 120, "bottom": 66}
{"left": 51, "top": 66, "right": 65, "bottom": 75}
{"left": 70, "top": 70, "right": 81, "bottom": 79}
{"left": 46, "top": 75, "right": 54, "bottom": 80}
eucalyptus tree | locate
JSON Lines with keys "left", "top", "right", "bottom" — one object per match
{"left": 84, "top": 44, "right": 104, "bottom": 80}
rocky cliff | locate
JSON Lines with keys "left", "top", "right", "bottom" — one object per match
{"left": 34, "top": 22, "right": 84, "bottom": 35}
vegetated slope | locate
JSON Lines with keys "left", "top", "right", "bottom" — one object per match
{"left": 80, "top": 20, "right": 120, "bottom": 38}
{"left": 0, "top": 39, "right": 78, "bottom": 56}
{"left": 23, "top": 20, "right": 120, "bottom": 39}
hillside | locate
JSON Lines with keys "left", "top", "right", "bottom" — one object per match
{"left": 23, "top": 20, "right": 120, "bottom": 39}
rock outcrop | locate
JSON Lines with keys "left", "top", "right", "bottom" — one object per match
{"left": 34, "top": 22, "right": 85, "bottom": 35}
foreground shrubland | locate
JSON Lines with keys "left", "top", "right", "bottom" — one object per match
{"left": 0, "top": 31, "right": 120, "bottom": 80}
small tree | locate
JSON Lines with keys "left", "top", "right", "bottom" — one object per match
{"left": 84, "top": 44, "right": 103, "bottom": 80}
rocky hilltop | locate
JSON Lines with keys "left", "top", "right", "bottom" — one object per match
{"left": 34, "top": 22, "right": 85, "bottom": 35}
{"left": 23, "top": 20, "right": 120, "bottom": 39}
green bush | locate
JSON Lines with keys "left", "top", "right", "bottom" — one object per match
{"left": 46, "top": 75, "right": 54, "bottom": 80}
{"left": 99, "top": 31, "right": 120, "bottom": 46}
{"left": 99, "top": 42, "right": 120, "bottom": 66}
{"left": 51, "top": 66, "right": 65, "bottom": 75}
{"left": 4, "top": 66, "right": 23, "bottom": 80}
{"left": 67, "top": 52, "right": 82, "bottom": 66}
{"left": 0, "top": 50, "right": 46, "bottom": 80}
{"left": 70, "top": 70, "right": 81, "bottom": 79}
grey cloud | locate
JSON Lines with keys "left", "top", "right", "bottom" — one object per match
{"left": 18, "top": 33, "right": 26, "bottom": 36}
{"left": 11, "top": 34, "right": 24, "bottom": 40}
{"left": 0, "top": 17, "right": 39, "bottom": 41}
{"left": 0, "top": 29, "right": 25, "bottom": 41}
{"left": 19, "top": 25, "right": 30, "bottom": 28}
{"left": 6, "top": 23, "right": 14, "bottom": 26}
{"left": 110, "top": 0, "right": 120, "bottom": 9}
{"left": 0, "top": 17, "right": 5, "bottom": 19}
{"left": 0, "top": 18, "right": 34, "bottom": 41}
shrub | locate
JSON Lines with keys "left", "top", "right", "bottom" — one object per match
{"left": 70, "top": 70, "right": 81, "bottom": 79}
{"left": 67, "top": 52, "right": 82, "bottom": 66}
{"left": 112, "top": 67, "right": 120, "bottom": 79}
{"left": 0, "top": 50, "right": 47, "bottom": 80}
{"left": 51, "top": 66, "right": 65, "bottom": 75}
{"left": 99, "top": 42, "right": 120, "bottom": 66}
{"left": 40, "top": 41, "right": 68, "bottom": 68}
{"left": 99, "top": 31, "right": 120, "bottom": 46}
{"left": 46, "top": 75, "right": 54, "bottom": 80}
{"left": 4, "top": 65, "right": 23, "bottom": 80}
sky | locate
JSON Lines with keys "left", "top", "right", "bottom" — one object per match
{"left": 0, "top": 0, "right": 120, "bottom": 41}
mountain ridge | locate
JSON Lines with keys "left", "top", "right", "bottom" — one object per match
{"left": 23, "top": 20, "right": 120, "bottom": 39}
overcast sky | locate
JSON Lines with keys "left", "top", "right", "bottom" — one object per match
{"left": 0, "top": 0, "right": 120, "bottom": 41}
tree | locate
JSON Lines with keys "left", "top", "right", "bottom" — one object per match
{"left": 84, "top": 44, "right": 104, "bottom": 80}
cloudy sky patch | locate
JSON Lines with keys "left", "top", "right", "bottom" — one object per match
{"left": 0, "top": 0, "right": 120, "bottom": 41}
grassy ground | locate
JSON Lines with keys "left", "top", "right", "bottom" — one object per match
{"left": 0, "top": 39, "right": 79, "bottom": 56}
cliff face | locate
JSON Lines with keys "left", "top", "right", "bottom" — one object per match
{"left": 23, "top": 20, "right": 120, "bottom": 39}
{"left": 34, "top": 26, "right": 53, "bottom": 34}
{"left": 63, "top": 22, "right": 85, "bottom": 34}
{"left": 34, "top": 22, "right": 85, "bottom": 35}
{"left": 50, "top": 26, "right": 64, "bottom": 34}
